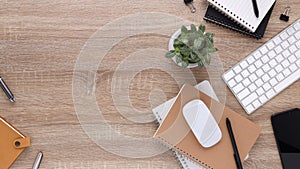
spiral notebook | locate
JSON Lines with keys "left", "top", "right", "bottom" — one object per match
{"left": 152, "top": 81, "right": 218, "bottom": 169}
{"left": 204, "top": 3, "right": 275, "bottom": 39}
{"left": 154, "top": 84, "right": 261, "bottom": 169}
{"left": 207, "top": 0, "right": 276, "bottom": 32}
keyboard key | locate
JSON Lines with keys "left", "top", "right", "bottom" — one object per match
{"left": 240, "top": 60, "right": 248, "bottom": 69}
{"left": 288, "top": 55, "right": 297, "bottom": 63}
{"left": 296, "top": 41, "right": 300, "bottom": 48}
{"left": 263, "top": 83, "right": 271, "bottom": 91}
{"left": 282, "top": 60, "right": 290, "bottom": 68}
{"left": 256, "top": 87, "right": 264, "bottom": 96}
{"left": 287, "top": 36, "right": 296, "bottom": 44}
{"left": 247, "top": 56, "right": 255, "bottom": 64}
{"left": 248, "top": 83, "right": 257, "bottom": 92}
{"left": 283, "top": 68, "right": 291, "bottom": 77}
{"left": 261, "top": 55, "right": 270, "bottom": 63}
{"left": 224, "top": 70, "right": 235, "bottom": 81}
{"left": 275, "top": 64, "right": 284, "bottom": 73}
{"left": 281, "top": 41, "right": 289, "bottom": 49}
{"left": 255, "top": 79, "right": 263, "bottom": 87}
{"left": 268, "top": 69, "right": 277, "bottom": 78}
{"left": 249, "top": 74, "right": 258, "bottom": 82}
{"left": 296, "top": 51, "right": 300, "bottom": 58}
{"left": 269, "top": 78, "right": 278, "bottom": 86}
{"left": 296, "top": 60, "right": 300, "bottom": 67}
{"left": 260, "top": 46, "right": 268, "bottom": 54}
{"left": 273, "top": 36, "right": 281, "bottom": 45}
{"left": 267, "top": 50, "right": 276, "bottom": 58}
{"left": 276, "top": 73, "right": 284, "bottom": 82}
{"left": 233, "top": 83, "right": 244, "bottom": 94}
{"left": 287, "top": 27, "right": 295, "bottom": 35}
{"left": 269, "top": 59, "right": 277, "bottom": 67}
{"left": 294, "top": 22, "right": 300, "bottom": 30}
{"left": 295, "top": 31, "right": 300, "bottom": 39}
{"left": 280, "top": 32, "right": 289, "bottom": 40}
{"left": 262, "top": 64, "right": 271, "bottom": 72}
{"left": 289, "top": 45, "right": 297, "bottom": 53}
{"left": 242, "top": 78, "right": 251, "bottom": 87}
{"left": 235, "top": 74, "right": 243, "bottom": 83}
{"left": 275, "top": 45, "right": 283, "bottom": 54}
{"left": 242, "top": 92, "right": 258, "bottom": 106}
{"left": 274, "top": 69, "right": 300, "bottom": 92}
{"left": 253, "top": 51, "right": 262, "bottom": 59}
{"left": 252, "top": 100, "right": 261, "bottom": 109}
{"left": 247, "top": 65, "right": 256, "bottom": 73}
{"left": 259, "top": 95, "right": 268, "bottom": 104}
{"left": 266, "top": 89, "right": 276, "bottom": 99}
{"left": 282, "top": 50, "right": 291, "bottom": 57}
{"left": 233, "top": 65, "right": 242, "bottom": 74}
{"left": 246, "top": 105, "right": 255, "bottom": 114}
{"left": 241, "top": 69, "right": 250, "bottom": 78}
{"left": 275, "top": 54, "right": 284, "bottom": 62}
{"left": 237, "top": 88, "right": 250, "bottom": 100}
{"left": 262, "top": 74, "right": 270, "bottom": 82}
{"left": 289, "top": 63, "right": 297, "bottom": 72}
{"left": 228, "top": 79, "right": 237, "bottom": 87}
{"left": 267, "top": 41, "right": 275, "bottom": 49}
{"left": 256, "top": 69, "right": 264, "bottom": 77}
{"left": 254, "top": 60, "right": 263, "bottom": 68}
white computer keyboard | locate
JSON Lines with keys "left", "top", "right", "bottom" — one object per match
{"left": 223, "top": 19, "right": 300, "bottom": 114}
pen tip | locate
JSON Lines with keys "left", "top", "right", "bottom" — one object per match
{"left": 10, "top": 98, "right": 15, "bottom": 103}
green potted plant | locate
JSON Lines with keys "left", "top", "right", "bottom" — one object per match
{"left": 166, "top": 24, "right": 218, "bottom": 68}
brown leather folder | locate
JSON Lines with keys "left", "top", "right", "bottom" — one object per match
{"left": 154, "top": 84, "right": 261, "bottom": 169}
{"left": 0, "top": 116, "right": 31, "bottom": 169}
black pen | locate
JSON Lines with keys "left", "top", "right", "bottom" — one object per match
{"left": 0, "top": 77, "right": 15, "bottom": 103}
{"left": 252, "top": 0, "right": 259, "bottom": 18}
{"left": 226, "top": 118, "right": 243, "bottom": 169}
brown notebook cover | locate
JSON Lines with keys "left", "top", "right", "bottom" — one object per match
{"left": 154, "top": 84, "right": 261, "bottom": 169}
{"left": 0, "top": 116, "right": 31, "bottom": 169}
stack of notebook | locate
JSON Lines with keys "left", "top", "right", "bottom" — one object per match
{"left": 153, "top": 82, "right": 261, "bottom": 169}
{"left": 204, "top": 0, "right": 276, "bottom": 38}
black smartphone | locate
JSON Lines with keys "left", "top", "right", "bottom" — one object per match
{"left": 271, "top": 108, "right": 300, "bottom": 169}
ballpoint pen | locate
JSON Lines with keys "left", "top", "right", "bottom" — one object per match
{"left": 226, "top": 118, "right": 243, "bottom": 169}
{"left": 252, "top": 0, "right": 259, "bottom": 18}
{"left": 32, "top": 151, "right": 43, "bottom": 169}
{"left": 0, "top": 77, "right": 15, "bottom": 103}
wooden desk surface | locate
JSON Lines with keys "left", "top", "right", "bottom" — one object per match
{"left": 1, "top": 1, "right": 299, "bottom": 168}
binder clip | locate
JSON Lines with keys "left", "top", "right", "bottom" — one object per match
{"left": 280, "top": 6, "right": 291, "bottom": 22}
{"left": 184, "top": 0, "right": 196, "bottom": 13}
{"left": 0, "top": 116, "right": 31, "bottom": 169}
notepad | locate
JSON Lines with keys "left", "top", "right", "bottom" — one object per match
{"left": 154, "top": 84, "right": 261, "bottom": 169}
{"left": 207, "top": 0, "right": 275, "bottom": 32}
{"left": 152, "top": 81, "right": 218, "bottom": 169}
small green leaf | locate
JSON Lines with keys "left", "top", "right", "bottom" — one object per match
{"left": 181, "top": 61, "right": 189, "bottom": 68}
{"left": 181, "top": 25, "right": 188, "bottom": 34}
{"left": 191, "top": 24, "right": 197, "bottom": 33}
{"left": 175, "top": 55, "right": 182, "bottom": 64}
{"left": 198, "top": 60, "right": 204, "bottom": 68}
{"left": 165, "top": 51, "right": 175, "bottom": 58}
{"left": 208, "top": 47, "right": 217, "bottom": 53}
{"left": 199, "top": 24, "right": 206, "bottom": 33}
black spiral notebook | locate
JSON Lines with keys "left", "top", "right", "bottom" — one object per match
{"left": 203, "top": 4, "right": 275, "bottom": 39}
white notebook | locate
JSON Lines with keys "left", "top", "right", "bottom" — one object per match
{"left": 207, "top": 0, "right": 275, "bottom": 32}
{"left": 152, "top": 81, "right": 218, "bottom": 169}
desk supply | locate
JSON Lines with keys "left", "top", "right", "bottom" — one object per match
{"left": 204, "top": 4, "right": 275, "bottom": 39}
{"left": 184, "top": 0, "right": 196, "bottom": 13}
{"left": 154, "top": 84, "right": 261, "bottom": 169}
{"left": 183, "top": 99, "right": 222, "bottom": 148}
{"left": 153, "top": 81, "right": 219, "bottom": 169}
{"left": 32, "top": 151, "right": 43, "bottom": 169}
{"left": 207, "top": 0, "right": 275, "bottom": 32}
{"left": 271, "top": 108, "right": 300, "bottom": 169}
{"left": 252, "top": 0, "right": 259, "bottom": 18}
{"left": 226, "top": 118, "right": 243, "bottom": 169}
{"left": 280, "top": 6, "right": 291, "bottom": 22}
{"left": 0, "top": 77, "right": 15, "bottom": 102}
{"left": 223, "top": 19, "right": 300, "bottom": 114}
{"left": 0, "top": 116, "right": 31, "bottom": 169}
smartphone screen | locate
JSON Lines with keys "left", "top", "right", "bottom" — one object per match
{"left": 271, "top": 108, "right": 300, "bottom": 169}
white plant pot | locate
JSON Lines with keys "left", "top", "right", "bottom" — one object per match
{"left": 168, "top": 26, "right": 198, "bottom": 69}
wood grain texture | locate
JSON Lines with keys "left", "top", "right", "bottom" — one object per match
{"left": 0, "top": 0, "right": 299, "bottom": 168}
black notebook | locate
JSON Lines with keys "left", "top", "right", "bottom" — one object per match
{"left": 203, "top": 3, "right": 275, "bottom": 39}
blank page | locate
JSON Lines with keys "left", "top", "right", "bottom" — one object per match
{"left": 208, "top": 0, "right": 275, "bottom": 32}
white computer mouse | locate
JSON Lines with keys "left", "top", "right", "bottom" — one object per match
{"left": 183, "top": 99, "right": 222, "bottom": 148}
